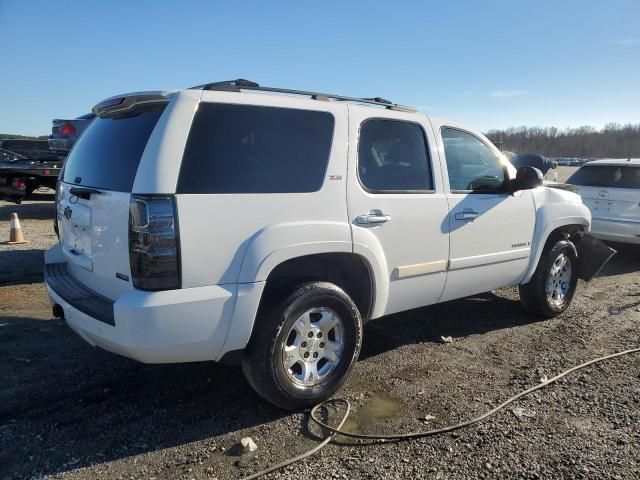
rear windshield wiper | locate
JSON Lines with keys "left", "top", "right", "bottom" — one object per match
{"left": 69, "top": 186, "right": 103, "bottom": 200}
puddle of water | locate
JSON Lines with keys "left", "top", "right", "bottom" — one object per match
{"left": 339, "top": 394, "right": 400, "bottom": 439}
{"left": 359, "top": 395, "right": 399, "bottom": 419}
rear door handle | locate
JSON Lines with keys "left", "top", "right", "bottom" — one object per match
{"left": 455, "top": 211, "right": 479, "bottom": 221}
{"left": 357, "top": 212, "right": 391, "bottom": 224}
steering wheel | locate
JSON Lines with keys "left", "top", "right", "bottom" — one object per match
{"left": 467, "top": 173, "right": 503, "bottom": 191}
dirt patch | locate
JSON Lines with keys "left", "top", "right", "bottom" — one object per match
{"left": 0, "top": 199, "right": 639, "bottom": 480}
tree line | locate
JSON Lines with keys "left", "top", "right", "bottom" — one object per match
{"left": 0, "top": 133, "right": 47, "bottom": 141}
{"left": 485, "top": 123, "right": 640, "bottom": 159}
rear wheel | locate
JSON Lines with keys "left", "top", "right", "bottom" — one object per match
{"left": 519, "top": 240, "right": 578, "bottom": 317}
{"left": 242, "top": 282, "right": 362, "bottom": 411}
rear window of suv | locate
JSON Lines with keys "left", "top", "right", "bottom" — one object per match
{"left": 177, "top": 103, "right": 334, "bottom": 194}
{"left": 62, "top": 104, "right": 166, "bottom": 192}
{"left": 566, "top": 165, "right": 640, "bottom": 189}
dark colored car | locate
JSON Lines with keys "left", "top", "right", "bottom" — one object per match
{"left": 0, "top": 139, "right": 55, "bottom": 160}
{"left": 48, "top": 113, "right": 96, "bottom": 158}
{"left": 0, "top": 147, "right": 62, "bottom": 203}
{"left": 510, "top": 153, "right": 558, "bottom": 176}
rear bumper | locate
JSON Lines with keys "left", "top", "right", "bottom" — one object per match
{"left": 44, "top": 247, "right": 265, "bottom": 363}
{"left": 45, "top": 262, "right": 115, "bottom": 325}
{"left": 591, "top": 218, "right": 640, "bottom": 245}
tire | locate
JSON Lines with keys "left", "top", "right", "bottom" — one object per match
{"left": 242, "top": 282, "right": 362, "bottom": 411}
{"left": 519, "top": 240, "right": 578, "bottom": 318}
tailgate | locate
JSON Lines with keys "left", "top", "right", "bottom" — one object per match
{"left": 53, "top": 99, "right": 168, "bottom": 300}
{"left": 577, "top": 186, "right": 640, "bottom": 222}
{"left": 57, "top": 183, "right": 133, "bottom": 300}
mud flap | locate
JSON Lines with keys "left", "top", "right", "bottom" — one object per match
{"left": 576, "top": 234, "right": 617, "bottom": 281}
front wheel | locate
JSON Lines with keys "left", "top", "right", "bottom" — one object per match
{"left": 242, "top": 282, "right": 362, "bottom": 411}
{"left": 519, "top": 240, "right": 578, "bottom": 318}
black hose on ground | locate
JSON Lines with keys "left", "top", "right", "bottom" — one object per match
{"left": 239, "top": 347, "right": 640, "bottom": 480}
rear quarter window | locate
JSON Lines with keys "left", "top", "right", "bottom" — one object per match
{"left": 177, "top": 103, "right": 335, "bottom": 194}
{"left": 62, "top": 104, "right": 166, "bottom": 192}
{"left": 567, "top": 165, "right": 640, "bottom": 189}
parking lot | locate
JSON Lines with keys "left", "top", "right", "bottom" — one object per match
{"left": 1, "top": 184, "right": 639, "bottom": 479}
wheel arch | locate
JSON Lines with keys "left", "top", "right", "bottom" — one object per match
{"left": 237, "top": 221, "right": 390, "bottom": 318}
{"left": 220, "top": 222, "right": 389, "bottom": 360}
{"left": 257, "top": 252, "right": 377, "bottom": 321}
{"left": 521, "top": 221, "right": 588, "bottom": 284}
{"left": 237, "top": 221, "right": 353, "bottom": 283}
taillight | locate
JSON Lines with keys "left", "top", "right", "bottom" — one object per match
{"left": 129, "top": 195, "right": 181, "bottom": 290}
{"left": 12, "top": 178, "right": 26, "bottom": 191}
{"left": 60, "top": 122, "right": 76, "bottom": 135}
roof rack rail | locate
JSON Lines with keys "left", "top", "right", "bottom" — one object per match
{"left": 189, "top": 79, "right": 416, "bottom": 112}
{"left": 190, "top": 79, "right": 260, "bottom": 91}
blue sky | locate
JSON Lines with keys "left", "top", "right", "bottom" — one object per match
{"left": 1, "top": 0, "right": 639, "bottom": 135}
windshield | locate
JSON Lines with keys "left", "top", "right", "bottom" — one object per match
{"left": 61, "top": 104, "right": 166, "bottom": 192}
{"left": 566, "top": 165, "right": 640, "bottom": 189}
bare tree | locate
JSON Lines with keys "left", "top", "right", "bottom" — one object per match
{"left": 486, "top": 124, "right": 640, "bottom": 158}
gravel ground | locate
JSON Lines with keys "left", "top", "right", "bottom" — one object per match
{"left": 1, "top": 189, "right": 639, "bottom": 480}
{"left": 0, "top": 195, "right": 56, "bottom": 285}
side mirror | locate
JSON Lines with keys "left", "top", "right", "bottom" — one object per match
{"left": 512, "top": 166, "right": 543, "bottom": 192}
{"left": 549, "top": 160, "right": 558, "bottom": 169}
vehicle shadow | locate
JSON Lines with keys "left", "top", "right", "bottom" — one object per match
{"left": 439, "top": 193, "right": 508, "bottom": 234}
{"left": 360, "top": 290, "right": 531, "bottom": 360}
{"left": 596, "top": 242, "right": 640, "bottom": 277}
{"left": 0, "top": 200, "right": 56, "bottom": 221}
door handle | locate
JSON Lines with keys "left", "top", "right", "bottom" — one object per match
{"left": 356, "top": 212, "right": 391, "bottom": 224}
{"left": 455, "top": 211, "right": 479, "bottom": 221}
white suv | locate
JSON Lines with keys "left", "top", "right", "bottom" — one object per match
{"left": 45, "top": 80, "right": 612, "bottom": 410}
{"left": 566, "top": 159, "right": 640, "bottom": 244}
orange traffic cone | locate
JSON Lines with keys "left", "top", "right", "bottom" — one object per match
{"left": 6, "top": 212, "right": 29, "bottom": 244}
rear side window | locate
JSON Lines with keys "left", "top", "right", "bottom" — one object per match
{"left": 177, "top": 104, "right": 334, "bottom": 194}
{"left": 357, "top": 119, "right": 433, "bottom": 192}
{"left": 567, "top": 165, "right": 640, "bottom": 189}
{"left": 62, "top": 104, "right": 166, "bottom": 192}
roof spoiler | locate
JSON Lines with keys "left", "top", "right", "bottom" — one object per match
{"left": 92, "top": 91, "right": 171, "bottom": 116}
